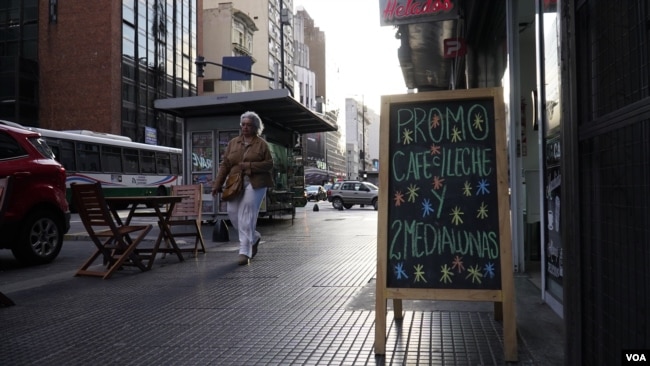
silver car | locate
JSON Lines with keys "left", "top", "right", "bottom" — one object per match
{"left": 327, "top": 181, "right": 378, "bottom": 210}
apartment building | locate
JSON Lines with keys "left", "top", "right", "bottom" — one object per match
{"left": 0, "top": 0, "right": 199, "bottom": 147}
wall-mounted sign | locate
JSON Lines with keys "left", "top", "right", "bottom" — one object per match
{"left": 443, "top": 37, "right": 467, "bottom": 58}
{"left": 378, "top": 0, "right": 458, "bottom": 27}
{"left": 144, "top": 126, "right": 157, "bottom": 145}
{"left": 222, "top": 56, "right": 252, "bottom": 81}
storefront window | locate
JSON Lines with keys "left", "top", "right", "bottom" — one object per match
{"left": 540, "top": 0, "right": 563, "bottom": 303}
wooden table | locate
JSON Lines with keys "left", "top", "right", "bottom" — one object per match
{"left": 105, "top": 195, "right": 184, "bottom": 269}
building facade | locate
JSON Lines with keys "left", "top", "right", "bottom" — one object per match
{"left": 0, "top": 0, "right": 199, "bottom": 147}
{"left": 344, "top": 97, "right": 373, "bottom": 180}
{"left": 294, "top": 7, "right": 344, "bottom": 184}
{"left": 201, "top": 2, "right": 256, "bottom": 94}
{"left": 294, "top": 6, "right": 326, "bottom": 110}
{"left": 206, "top": 0, "right": 294, "bottom": 93}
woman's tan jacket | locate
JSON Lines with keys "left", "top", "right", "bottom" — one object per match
{"left": 214, "top": 135, "right": 274, "bottom": 190}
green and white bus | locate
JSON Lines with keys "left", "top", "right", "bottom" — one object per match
{"left": 34, "top": 128, "right": 182, "bottom": 210}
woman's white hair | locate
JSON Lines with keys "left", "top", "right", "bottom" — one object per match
{"left": 240, "top": 111, "right": 264, "bottom": 136}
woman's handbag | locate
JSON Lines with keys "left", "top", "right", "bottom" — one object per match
{"left": 221, "top": 172, "right": 243, "bottom": 201}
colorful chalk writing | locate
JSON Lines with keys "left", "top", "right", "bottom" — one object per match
{"left": 386, "top": 98, "right": 502, "bottom": 289}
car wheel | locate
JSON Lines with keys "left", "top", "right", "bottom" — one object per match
{"left": 11, "top": 209, "right": 64, "bottom": 265}
{"left": 332, "top": 197, "right": 343, "bottom": 209}
{"left": 373, "top": 199, "right": 378, "bottom": 210}
{"left": 343, "top": 204, "right": 353, "bottom": 209}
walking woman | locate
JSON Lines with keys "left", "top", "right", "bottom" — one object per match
{"left": 212, "top": 111, "right": 274, "bottom": 265}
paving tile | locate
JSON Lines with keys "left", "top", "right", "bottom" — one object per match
{"left": 0, "top": 204, "right": 561, "bottom": 365}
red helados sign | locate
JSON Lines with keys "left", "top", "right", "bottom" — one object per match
{"left": 379, "top": 0, "right": 458, "bottom": 26}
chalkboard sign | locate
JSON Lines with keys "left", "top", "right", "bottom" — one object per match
{"left": 386, "top": 96, "right": 501, "bottom": 290}
{"left": 375, "top": 88, "right": 517, "bottom": 360}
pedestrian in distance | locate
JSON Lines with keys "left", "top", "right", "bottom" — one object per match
{"left": 212, "top": 111, "right": 274, "bottom": 265}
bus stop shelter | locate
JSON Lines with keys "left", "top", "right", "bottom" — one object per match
{"left": 154, "top": 89, "right": 337, "bottom": 220}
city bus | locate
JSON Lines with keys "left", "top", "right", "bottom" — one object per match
{"left": 34, "top": 128, "right": 182, "bottom": 211}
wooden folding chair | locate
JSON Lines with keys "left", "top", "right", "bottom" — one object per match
{"left": 0, "top": 176, "right": 15, "bottom": 306}
{"left": 71, "top": 182, "right": 153, "bottom": 279}
{"left": 166, "top": 184, "right": 206, "bottom": 256}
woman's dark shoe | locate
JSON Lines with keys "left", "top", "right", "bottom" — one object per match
{"left": 252, "top": 237, "right": 261, "bottom": 258}
{"left": 237, "top": 254, "right": 250, "bottom": 266}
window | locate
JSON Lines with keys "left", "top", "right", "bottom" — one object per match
{"left": 155, "top": 152, "right": 171, "bottom": 174}
{"left": 76, "top": 143, "right": 100, "bottom": 171}
{"left": 140, "top": 150, "right": 155, "bottom": 173}
{"left": 203, "top": 80, "right": 214, "bottom": 92}
{"left": 171, "top": 153, "right": 180, "bottom": 175}
{"left": 48, "top": 0, "right": 58, "bottom": 23}
{"left": 0, "top": 132, "right": 26, "bottom": 159}
{"left": 27, "top": 137, "right": 55, "bottom": 160}
{"left": 46, "top": 139, "right": 75, "bottom": 170}
{"left": 342, "top": 183, "right": 356, "bottom": 191}
{"left": 101, "top": 146, "right": 122, "bottom": 172}
{"left": 123, "top": 148, "right": 139, "bottom": 173}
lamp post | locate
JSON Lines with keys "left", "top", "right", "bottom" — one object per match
{"left": 279, "top": 0, "right": 290, "bottom": 89}
{"left": 358, "top": 96, "right": 366, "bottom": 179}
{"left": 325, "top": 148, "right": 338, "bottom": 184}
{"left": 362, "top": 97, "right": 366, "bottom": 174}
{"left": 325, "top": 148, "right": 330, "bottom": 184}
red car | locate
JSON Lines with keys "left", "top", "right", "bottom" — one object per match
{"left": 0, "top": 121, "right": 70, "bottom": 265}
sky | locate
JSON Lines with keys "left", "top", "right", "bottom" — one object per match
{"left": 293, "top": 0, "right": 406, "bottom": 113}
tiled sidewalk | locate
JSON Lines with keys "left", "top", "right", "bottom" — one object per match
{"left": 0, "top": 204, "right": 563, "bottom": 365}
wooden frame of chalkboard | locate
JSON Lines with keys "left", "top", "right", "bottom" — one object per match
{"left": 374, "top": 88, "right": 517, "bottom": 361}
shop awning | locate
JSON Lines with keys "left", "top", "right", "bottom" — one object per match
{"left": 154, "top": 89, "right": 337, "bottom": 134}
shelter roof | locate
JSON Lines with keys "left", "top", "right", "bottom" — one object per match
{"left": 154, "top": 89, "right": 337, "bottom": 134}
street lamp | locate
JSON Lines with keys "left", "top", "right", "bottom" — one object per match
{"left": 279, "top": 0, "right": 291, "bottom": 89}
{"left": 357, "top": 96, "right": 366, "bottom": 178}
{"left": 325, "top": 148, "right": 330, "bottom": 183}
{"left": 325, "top": 148, "right": 338, "bottom": 184}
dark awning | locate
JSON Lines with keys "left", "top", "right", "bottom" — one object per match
{"left": 154, "top": 89, "right": 337, "bottom": 134}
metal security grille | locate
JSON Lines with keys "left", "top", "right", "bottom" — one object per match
{"left": 575, "top": 1, "right": 650, "bottom": 364}
{"left": 577, "top": 1, "right": 650, "bottom": 122}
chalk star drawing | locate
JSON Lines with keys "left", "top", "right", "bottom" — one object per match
{"left": 407, "top": 184, "right": 420, "bottom": 202}
{"left": 483, "top": 262, "right": 496, "bottom": 279}
{"left": 421, "top": 198, "right": 434, "bottom": 217}
{"left": 476, "top": 178, "right": 490, "bottom": 195}
{"left": 477, "top": 202, "right": 489, "bottom": 219}
{"left": 414, "top": 264, "right": 427, "bottom": 283}
{"left": 473, "top": 112, "right": 485, "bottom": 131}
{"left": 395, "top": 262, "right": 408, "bottom": 280}
{"left": 431, "top": 114, "right": 441, "bottom": 129}
{"left": 440, "top": 264, "right": 454, "bottom": 284}
{"left": 432, "top": 176, "right": 445, "bottom": 190}
{"left": 466, "top": 265, "right": 483, "bottom": 284}
{"left": 430, "top": 143, "right": 441, "bottom": 155}
{"left": 451, "top": 126, "right": 463, "bottom": 142}
{"left": 402, "top": 128, "right": 414, "bottom": 144}
{"left": 393, "top": 191, "right": 405, "bottom": 206}
{"left": 452, "top": 255, "right": 465, "bottom": 273}
{"left": 463, "top": 181, "right": 472, "bottom": 196}
{"left": 450, "top": 206, "right": 464, "bottom": 225}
